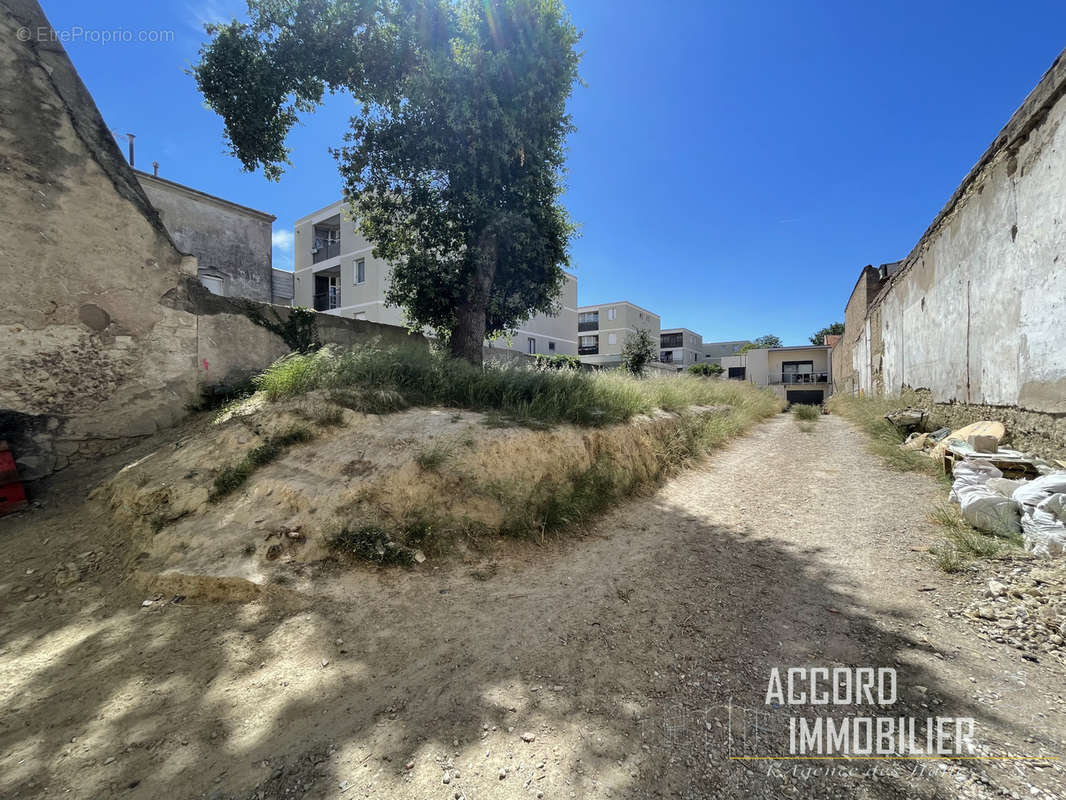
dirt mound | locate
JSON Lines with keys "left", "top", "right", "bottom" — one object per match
{"left": 92, "top": 394, "right": 731, "bottom": 598}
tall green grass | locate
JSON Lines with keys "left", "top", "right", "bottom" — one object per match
{"left": 254, "top": 343, "right": 781, "bottom": 427}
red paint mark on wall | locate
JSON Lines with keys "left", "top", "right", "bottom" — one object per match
{"left": 202, "top": 359, "right": 209, "bottom": 372}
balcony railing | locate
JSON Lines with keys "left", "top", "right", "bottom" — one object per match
{"left": 769, "top": 372, "right": 829, "bottom": 385}
{"left": 578, "top": 320, "right": 599, "bottom": 332}
{"left": 313, "top": 290, "right": 340, "bottom": 312}
{"left": 660, "top": 335, "right": 683, "bottom": 348}
{"left": 312, "top": 241, "right": 340, "bottom": 264}
{"left": 578, "top": 345, "right": 599, "bottom": 355}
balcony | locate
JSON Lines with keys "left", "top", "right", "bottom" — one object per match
{"left": 659, "top": 351, "right": 674, "bottom": 363}
{"left": 769, "top": 372, "right": 829, "bottom": 385}
{"left": 578, "top": 345, "right": 599, "bottom": 355}
{"left": 578, "top": 320, "right": 599, "bottom": 332}
{"left": 312, "top": 240, "right": 340, "bottom": 264}
{"left": 660, "top": 334, "right": 683, "bottom": 348}
{"left": 313, "top": 289, "right": 341, "bottom": 312}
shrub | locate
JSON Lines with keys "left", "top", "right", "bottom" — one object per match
{"left": 620, "top": 328, "right": 657, "bottom": 377}
{"left": 533, "top": 353, "right": 582, "bottom": 370}
{"left": 687, "top": 362, "right": 723, "bottom": 377}
{"left": 791, "top": 403, "right": 820, "bottom": 421}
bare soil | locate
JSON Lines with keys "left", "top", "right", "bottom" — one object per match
{"left": 2, "top": 413, "right": 1065, "bottom": 800}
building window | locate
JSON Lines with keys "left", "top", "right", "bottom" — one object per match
{"left": 199, "top": 275, "right": 223, "bottom": 295}
{"left": 608, "top": 333, "right": 617, "bottom": 345}
{"left": 660, "top": 332, "right": 683, "bottom": 348}
{"left": 355, "top": 258, "right": 365, "bottom": 284}
{"left": 728, "top": 366, "right": 746, "bottom": 380}
{"left": 528, "top": 337, "right": 536, "bottom": 354}
{"left": 548, "top": 341, "right": 556, "bottom": 352}
{"left": 579, "top": 335, "right": 599, "bottom": 355}
{"left": 578, "top": 311, "right": 599, "bottom": 331}
{"left": 607, "top": 307, "right": 616, "bottom": 321}
{"left": 660, "top": 350, "right": 674, "bottom": 363}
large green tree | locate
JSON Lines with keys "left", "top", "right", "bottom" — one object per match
{"left": 738, "top": 334, "right": 783, "bottom": 353}
{"left": 809, "top": 322, "right": 844, "bottom": 345}
{"left": 194, "top": 0, "right": 581, "bottom": 364}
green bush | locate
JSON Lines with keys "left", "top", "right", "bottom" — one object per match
{"left": 791, "top": 403, "right": 821, "bottom": 421}
{"left": 533, "top": 353, "right": 582, "bottom": 370}
{"left": 209, "top": 426, "right": 313, "bottom": 501}
{"left": 687, "top": 362, "right": 723, "bottom": 376}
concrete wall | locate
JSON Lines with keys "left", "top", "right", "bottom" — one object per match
{"left": 838, "top": 49, "right": 1066, "bottom": 415}
{"left": 138, "top": 171, "right": 275, "bottom": 304}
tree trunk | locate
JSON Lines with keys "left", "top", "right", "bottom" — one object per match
{"left": 449, "top": 228, "right": 498, "bottom": 365}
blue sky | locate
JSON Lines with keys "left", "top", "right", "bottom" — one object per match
{"left": 41, "top": 0, "right": 1066, "bottom": 345}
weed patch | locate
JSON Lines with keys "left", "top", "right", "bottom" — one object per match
{"left": 791, "top": 403, "right": 820, "bottom": 421}
{"left": 209, "top": 427, "right": 313, "bottom": 501}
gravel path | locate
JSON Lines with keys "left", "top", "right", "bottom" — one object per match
{"left": 2, "top": 413, "right": 1064, "bottom": 800}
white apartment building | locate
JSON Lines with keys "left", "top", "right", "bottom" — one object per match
{"left": 576, "top": 301, "right": 661, "bottom": 367}
{"left": 292, "top": 199, "right": 578, "bottom": 355}
{"left": 658, "top": 328, "right": 703, "bottom": 370}
{"left": 720, "top": 345, "right": 833, "bottom": 405}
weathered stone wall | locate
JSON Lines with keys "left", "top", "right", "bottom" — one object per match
{"left": 901, "top": 390, "right": 1066, "bottom": 461}
{"left": 836, "top": 49, "right": 1066, "bottom": 421}
{"left": 0, "top": 0, "right": 202, "bottom": 480}
{"left": 0, "top": 1, "right": 426, "bottom": 482}
{"left": 138, "top": 171, "right": 275, "bottom": 304}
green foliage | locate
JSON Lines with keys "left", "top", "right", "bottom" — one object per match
{"left": 738, "top": 334, "right": 783, "bottom": 353}
{"left": 687, "top": 362, "right": 723, "bottom": 377}
{"left": 533, "top": 353, "right": 582, "bottom": 370}
{"left": 810, "top": 322, "right": 844, "bottom": 345}
{"left": 620, "top": 328, "right": 657, "bottom": 377}
{"left": 241, "top": 302, "right": 320, "bottom": 353}
{"left": 791, "top": 403, "right": 821, "bottom": 421}
{"left": 254, "top": 343, "right": 782, "bottom": 428}
{"left": 195, "top": 0, "right": 582, "bottom": 363}
{"left": 331, "top": 525, "right": 419, "bottom": 565}
{"left": 209, "top": 426, "right": 313, "bottom": 500}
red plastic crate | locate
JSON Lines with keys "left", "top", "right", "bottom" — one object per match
{"left": 0, "top": 480, "right": 28, "bottom": 514}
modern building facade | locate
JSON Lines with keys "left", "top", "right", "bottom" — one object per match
{"left": 721, "top": 345, "right": 833, "bottom": 405}
{"left": 576, "top": 301, "right": 661, "bottom": 367}
{"left": 702, "top": 340, "right": 750, "bottom": 365}
{"left": 293, "top": 199, "right": 577, "bottom": 354}
{"left": 136, "top": 170, "right": 278, "bottom": 304}
{"left": 658, "top": 327, "right": 703, "bottom": 369}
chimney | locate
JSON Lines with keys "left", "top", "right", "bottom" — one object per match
{"left": 152, "top": 161, "right": 159, "bottom": 177}
{"left": 126, "top": 133, "right": 135, "bottom": 167}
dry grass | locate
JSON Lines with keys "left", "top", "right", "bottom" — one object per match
{"left": 826, "top": 394, "right": 946, "bottom": 482}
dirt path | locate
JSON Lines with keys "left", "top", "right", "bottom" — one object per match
{"left": 2, "top": 413, "right": 1065, "bottom": 799}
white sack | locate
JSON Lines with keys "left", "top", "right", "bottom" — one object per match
{"left": 1021, "top": 506, "right": 1066, "bottom": 557}
{"left": 949, "top": 460, "right": 1003, "bottom": 504}
{"left": 1012, "top": 472, "right": 1066, "bottom": 508}
{"left": 986, "top": 477, "right": 1028, "bottom": 498}
{"left": 954, "top": 484, "right": 1022, "bottom": 535}
{"left": 1037, "top": 493, "right": 1066, "bottom": 524}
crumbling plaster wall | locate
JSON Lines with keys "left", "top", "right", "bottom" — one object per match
{"left": 139, "top": 173, "right": 275, "bottom": 304}
{"left": 0, "top": 0, "right": 426, "bottom": 481}
{"left": 0, "top": 0, "right": 202, "bottom": 479}
{"left": 852, "top": 50, "right": 1066, "bottom": 416}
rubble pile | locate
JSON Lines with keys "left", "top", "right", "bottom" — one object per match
{"left": 887, "top": 410, "right": 1066, "bottom": 557}
{"left": 960, "top": 566, "right": 1066, "bottom": 661}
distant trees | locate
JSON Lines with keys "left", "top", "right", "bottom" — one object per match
{"left": 687, "top": 362, "right": 723, "bottom": 376}
{"left": 809, "top": 322, "right": 844, "bottom": 345}
{"left": 621, "top": 328, "right": 657, "bottom": 377}
{"left": 738, "top": 334, "right": 783, "bottom": 353}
